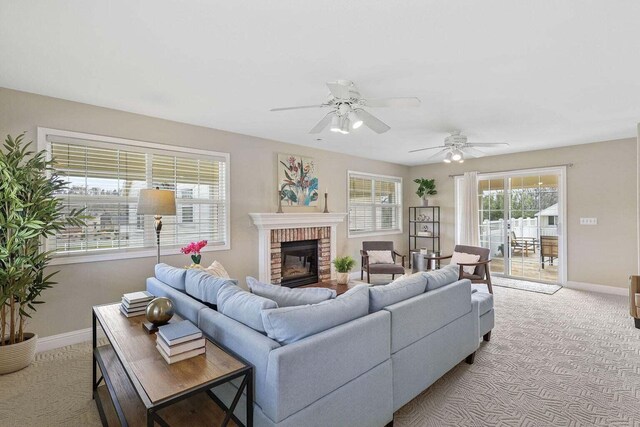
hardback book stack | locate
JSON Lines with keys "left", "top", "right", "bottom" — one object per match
{"left": 120, "top": 291, "right": 153, "bottom": 317}
{"left": 156, "top": 320, "right": 206, "bottom": 364}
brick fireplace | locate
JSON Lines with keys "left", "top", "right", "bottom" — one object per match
{"left": 249, "top": 213, "right": 347, "bottom": 285}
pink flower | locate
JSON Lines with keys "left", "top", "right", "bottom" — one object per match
{"left": 180, "top": 240, "right": 208, "bottom": 255}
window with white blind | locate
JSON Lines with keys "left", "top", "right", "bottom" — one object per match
{"left": 348, "top": 171, "right": 402, "bottom": 237}
{"left": 38, "top": 128, "right": 230, "bottom": 263}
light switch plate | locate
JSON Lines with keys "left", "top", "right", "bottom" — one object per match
{"left": 580, "top": 217, "right": 597, "bottom": 225}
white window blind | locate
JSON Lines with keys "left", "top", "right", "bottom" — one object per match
{"left": 348, "top": 171, "right": 402, "bottom": 236}
{"left": 46, "top": 133, "right": 229, "bottom": 258}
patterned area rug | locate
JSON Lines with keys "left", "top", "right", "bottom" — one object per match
{"left": 492, "top": 276, "right": 562, "bottom": 294}
{"left": 1, "top": 287, "right": 637, "bottom": 426}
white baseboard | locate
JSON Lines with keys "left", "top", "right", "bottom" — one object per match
{"left": 36, "top": 327, "right": 103, "bottom": 353}
{"left": 564, "top": 281, "right": 628, "bottom": 296}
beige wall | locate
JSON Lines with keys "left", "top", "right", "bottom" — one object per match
{"left": 0, "top": 88, "right": 410, "bottom": 337}
{"left": 408, "top": 138, "right": 638, "bottom": 289}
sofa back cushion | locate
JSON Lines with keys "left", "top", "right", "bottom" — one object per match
{"left": 155, "top": 263, "right": 187, "bottom": 291}
{"left": 369, "top": 273, "right": 427, "bottom": 313}
{"left": 261, "top": 284, "right": 370, "bottom": 345}
{"left": 247, "top": 277, "right": 336, "bottom": 307}
{"left": 423, "top": 264, "right": 460, "bottom": 292}
{"left": 185, "top": 269, "right": 237, "bottom": 306}
{"left": 217, "top": 284, "right": 278, "bottom": 333}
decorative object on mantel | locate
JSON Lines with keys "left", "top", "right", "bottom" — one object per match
{"left": 414, "top": 178, "right": 437, "bottom": 206}
{"left": 143, "top": 297, "right": 175, "bottom": 334}
{"left": 323, "top": 189, "right": 330, "bottom": 213}
{"left": 278, "top": 154, "right": 319, "bottom": 207}
{"left": 180, "top": 240, "right": 208, "bottom": 266}
{"left": 276, "top": 190, "right": 284, "bottom": 213}
{"left": 333, "top": 256, "right": 356, "bottom": 285}
{"left": 0, "top": 133, "right": 86, "bottom": 375}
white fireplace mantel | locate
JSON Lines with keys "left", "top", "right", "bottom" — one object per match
{"left": 249, "top": 212, "right": 347, "bottom": 283}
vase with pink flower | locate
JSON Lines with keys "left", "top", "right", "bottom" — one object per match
{"left": 180, "top": 240, "right": 208, "bottom": 266}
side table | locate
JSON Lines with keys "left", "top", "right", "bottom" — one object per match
{"left": 92, "top": 303, "right": 253, "bottom": 426}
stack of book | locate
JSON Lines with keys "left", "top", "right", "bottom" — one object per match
{"left": 120, "top": 291, "right": 154, "bottom": 317}
{"left": 156, "top": 320, "right": 206, "bottom": 364}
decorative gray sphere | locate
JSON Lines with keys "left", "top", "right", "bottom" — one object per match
{"left": 145, "top": 297, "right": 175, "bottom": 326}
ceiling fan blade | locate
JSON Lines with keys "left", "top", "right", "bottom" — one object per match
{"left": 326, "top": 81, "right": 351, "bottom": 99}
{"left": 308, "top": 112, "right": 334, "bottom": 134}
{"left": 355, "top": 109, "right": 390, "bottom": 134}
{"left": 362, "top": 97, "right": 421, "bottom": 108}
{"left": 465, "top": 142, "right": 510, "bottom": 147}
{"left": 463, "top": 147, "right": 488, "bottom": 158}
{"left": 408, "top": 145, "right": 447, "bottom": 153}
{"left": 427, "top": 148, "right": 450, "bottom": 161}
{"left": 270, "top": 104, "right": 328, "bottom": 112}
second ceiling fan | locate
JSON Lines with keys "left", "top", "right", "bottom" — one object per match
{"left": 270, "top": 80, "right": 420, "bottom": 134}
{"left": 409, "top": 131, "right": 509, "bottom": 163}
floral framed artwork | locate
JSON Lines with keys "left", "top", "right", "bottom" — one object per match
{"left": 278, "top": 154, "right": 319, "bottom": 206}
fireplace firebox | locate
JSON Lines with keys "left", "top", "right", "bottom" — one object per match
{"left": 280, "top": 239, "right": 318, "bottom": 287}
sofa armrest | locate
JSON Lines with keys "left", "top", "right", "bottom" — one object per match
{"left": 384, "top": 279, "right": 472, "bottom": 353}
{"left": 263, "top": 311, "right": 391, "bottom": 423}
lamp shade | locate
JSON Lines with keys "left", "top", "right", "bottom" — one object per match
{"left": 137, "top": 189, "right": 176, "bottom": 215}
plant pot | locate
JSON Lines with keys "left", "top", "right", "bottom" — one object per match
{"left": 0, "top": 333, "right": 37, "bottom": 375}
{"left": 336, "top": 272, "right": 350, "bottom": 285}
{"left": 422, "top": 198, "right": 429, "bottom": 207}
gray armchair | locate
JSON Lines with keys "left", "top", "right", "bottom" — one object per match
{"left": 441, "top": 244, "right": 493, "bottom": 294}
{"left": 360, "top": 241, "right": 406, "bottom": 284}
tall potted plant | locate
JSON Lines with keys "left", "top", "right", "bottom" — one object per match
{"left": 0, "top": 133, "right": 85, "bottom": 374}
{"left": 332, "top": 256, "right": 356, "bottom": 285}
{"left": 414, "top": 178, "right": 437, "bottom": 206}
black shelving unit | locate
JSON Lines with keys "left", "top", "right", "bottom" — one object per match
{"left": 409, "top": 206, "right": 441, "bottom": 268}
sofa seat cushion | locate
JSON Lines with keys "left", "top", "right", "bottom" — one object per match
{"left": 247, "top": 277, "right": 336, "bottom": 307}
{"left": 423, "top": 264, "right": 459, "bottom": 292}
{"left": 217, "top": 284, "right": 278, "bottom": 333}
{"left": 472, "top": 291, "right": 493, "bottom": 316}
{"left": 261, "top": 284, "right": 370, "bottom": 345}
{"left": 155, "top": 263, "right": 187, "bottom": 291}
{"left": 369, "top": 273, "right": 427, "bottom": 313}
{"left": 185, "top": 269, "right": 237, "bottom": 306}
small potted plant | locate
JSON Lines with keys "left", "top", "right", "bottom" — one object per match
{"left": 332, "top": 256, "right": 356, "bottom": 285}
{"left": 180, "top": 240, "right": 208, "bottom": 266}
{"left": 414, "top": 178, "right": 437, "bottom": 206}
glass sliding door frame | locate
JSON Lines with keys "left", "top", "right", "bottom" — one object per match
{"left": 455, "top": 166, "right": 567, "bottom": 284}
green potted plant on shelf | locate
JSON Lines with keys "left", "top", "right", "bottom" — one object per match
{"left": 332, "top": 256, "right": 356, "bottom": 285}
{"left": 0, "top": 133, "right": 85, "bottom": 374}
{"left": 414, "top": 178, "right": 437, "bottom": 206}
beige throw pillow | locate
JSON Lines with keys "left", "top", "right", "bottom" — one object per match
{"left": 450, "top": 251, "right": 481, "bottom": 275}
{"left": 202, "top": 260, "right": 231, "bottom": 278}
{"left": 367, "top": 250, "right": 395, "bottom": 264}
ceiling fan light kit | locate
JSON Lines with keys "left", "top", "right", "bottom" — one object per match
{"left": 271, "top": 80, "right": 420, "bottom": 135}
{"left": 409, "top": 131, "right": 510, "bottom": 164}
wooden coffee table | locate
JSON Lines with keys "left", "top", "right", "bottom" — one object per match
{"left": 301, "top": 279, "right": 362, "bottom": 296}
{"left": 92, "top": 303, "right": 253, "bottom": 427}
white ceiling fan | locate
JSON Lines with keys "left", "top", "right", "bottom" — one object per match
{"left": 270, "top": 79, "right": 420, "bottom": 134}
{"left": 409, "top": 131, "right": 509, "bottom": 163}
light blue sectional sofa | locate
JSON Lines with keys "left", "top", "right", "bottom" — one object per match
{"left": 146, "top": 263, "right": 494, "bottom": 427}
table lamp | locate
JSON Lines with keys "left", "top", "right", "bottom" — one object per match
{"left": 137, "top": 188, "right": 176, "bottom": 264}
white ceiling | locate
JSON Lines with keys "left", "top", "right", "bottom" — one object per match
{"left": 1, "top": 1, "right": 639, "bottom": 166}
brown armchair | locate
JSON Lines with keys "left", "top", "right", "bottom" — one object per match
{"left": 361, "top": 241, "right": 406, "bottom": 284}
{"left": 441, "top": 244, "right": 493, "bottom": 294}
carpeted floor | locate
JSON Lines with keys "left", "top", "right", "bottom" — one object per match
{"left": 1, "top": 286, "right": 638, "bottom": 426}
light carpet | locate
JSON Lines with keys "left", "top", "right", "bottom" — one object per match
{"left": 1, "top": 287, "right": 639, "bottom": 426}
{"left": 492, "top": 276, "right": 562, "bottom": 295}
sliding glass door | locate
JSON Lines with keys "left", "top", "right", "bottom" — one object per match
{"left": 475, "top": 167, "right": 565, "bottom": 283}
